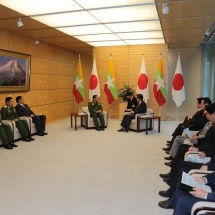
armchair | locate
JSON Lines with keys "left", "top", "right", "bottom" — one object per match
{"left": 124, "top": 108, "right": 154, "bottom": 132}
{"left": 81, "top": 107, "right": 108, "bottom": 129}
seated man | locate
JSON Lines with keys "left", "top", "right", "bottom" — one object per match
{"left": 164, "top": 97, "right": 211, "bottom": 152}
{"left": 117, "top": 94, "right": 147, "bottom": 132}
{"left": 159, "top": 171, "right": 215, "bottom": 215}
{"left": 0, "top": 116, "right": 16, "bottom": 149}
{"left": 1, "top": 97, "right": 34, "bottom": 142}
{"left": 161, "top": 103, "right": 215, "bottom": 184}
{"left": 15, "top": 96, "right": 47, "bottom": 136}
{"left": 88, "top": 95, "right": 105, "bottom": 131}
{"left": 125, "top": 92, "right": 137, "bottom": 111}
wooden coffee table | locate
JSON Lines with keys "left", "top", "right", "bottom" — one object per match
{"left": 137, "top": 115, "right": 161, "bottom": 135}
{"left": 71, "top": 113, "right": 87, "bottom": 130}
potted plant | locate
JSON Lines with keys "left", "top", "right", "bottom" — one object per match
{"left": 118, "top": 82, "right": 135, "bottom": 101}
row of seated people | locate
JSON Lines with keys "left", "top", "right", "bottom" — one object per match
{"left": 158, "top": 97, "right": 215, "bottom": 215}
{"left": 0, "top": 96, "right": 47, "bottom": 150}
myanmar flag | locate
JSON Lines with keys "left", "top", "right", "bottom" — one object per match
{"left": 153, "top": 56, "right": 166, "bottom": 106}
{"left": 104, "top": 56, "right": 118, "bottom": 104}
{"left": 73, "top": 58, "right": 84, "bottom": 104}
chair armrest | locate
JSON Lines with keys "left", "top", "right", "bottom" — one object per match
{"left": 192, "top": 201, "right": 215, "bottom": 215}
{"left": 188, "top": 169, "right": 214, "bottom": 177}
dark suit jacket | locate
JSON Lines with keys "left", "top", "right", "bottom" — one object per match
{"left": 198, "top": 125, "right": 215, "bottom": 151}
{"left": 134, "top": 101, "right": 147, "bottom": 115}
{"left": 16, "top": 104, "right": 34, "bottom": 117}
{"left": 190, "top": 109, "right": 208, "bottom": 131}
{"left": 127, "top": 96, "right": 137, "bottom": 110}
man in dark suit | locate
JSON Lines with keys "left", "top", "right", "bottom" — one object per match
{"left": 16, "top": 96, "right": 47, "bottom": 136}
{"left": 163, "top": 171, "right": 215, "bottom": 215}
{"left": 125, "top": 92, "right": 137, "bottom": 111}
{"left": 158, "top": 103, "right": 215, "bottom": 214}
{"left": 164, "top": 97, "right": 211, "bottom": 152}
{"left": 117, "top": 94, "right": 147, "bottom": 132}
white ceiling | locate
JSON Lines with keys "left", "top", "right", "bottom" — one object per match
{"left": 0, "top": 0, "right": 164, "bottom": 47}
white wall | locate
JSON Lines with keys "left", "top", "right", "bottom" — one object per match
{"left": 167, "top": 47, "right": 202, "bottom": 120}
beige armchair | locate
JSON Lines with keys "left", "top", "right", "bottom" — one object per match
{"left": 123, "top": 108, "right": 154, "bottom": 132}
{"left": 81, "top": 107, "right": 108, "bottom": 129}
{"left": 20, "top": 117, "right": 37, "bottom": 135}
{"left": 191, "top": 201, "right": 215, "bottom": 215}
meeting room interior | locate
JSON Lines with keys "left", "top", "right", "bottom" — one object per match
{"left": 0, "top": 1, "right": 215, "bottom": 215}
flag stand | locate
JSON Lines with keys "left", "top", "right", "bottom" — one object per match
{"left": 108, "top": 102, "right": 117, "bottom": 118}
{"left": 175, "top": 107, "right": 179, "bottom": 125}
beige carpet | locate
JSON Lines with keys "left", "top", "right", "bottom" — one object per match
{"left": 0, "top": 118, "right": 176, "bottom": 215}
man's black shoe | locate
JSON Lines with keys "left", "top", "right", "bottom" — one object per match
{"left": 95, "top": 127, "right": 101, "bottom": 131}
{"left": 9, "top": 143, "right": 18, "bottom": 147}
{"left": 160, "top": 172, "right": 171, "bottom": 178}
{"left": 166, "top": 151, "right": 170, "bottom": 155}
{"left": 4, "top": 145, "right": 13, "bottom": 149}
{"left": 29, "top": 136, "right": 35, "bottom": 141}
{"left": 0, "top": 144, "right": 3, "bottom": 148}
{"left": 163, "top": 177, "right": 170, "bottom": 183}
{"left": 38, "top": 132, "right": 44, "bottom": 136}
{"left": 164, "top": 156, "right": 173, "bottom": 160}
{"left": 158, "top": 190, "right": 170, "bottom": 198}
{"left": 22, "top": 137, "right": 31, "bottom": 142}
{"left": 166, "top": 141, "right": 172, "bottom": 144}
{"left": 117, "top": 128, "right": 125, "bottom": 132}
{"left": 164, "top": 161, "right": 172, "bottom": 167}
{"left": 162, "top": 147, "right": 171, "bottom": 151}
{"left": 101, "top": 126, "right": 105, "bottom": 131}
{"left": 42, "top": 131, "right": 48, "bottom": 135}
{"left": 158, "top": 199, "right": 171, "bottom": 209}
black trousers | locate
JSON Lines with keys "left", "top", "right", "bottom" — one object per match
{"left": 32, "top": 115, "right": 46, "bottom": 133}
{"left": 167, "top": 161, "right": 202, "bottom": 198}
{"left": 120, "top": 114, "right": 135, "bottom": 129}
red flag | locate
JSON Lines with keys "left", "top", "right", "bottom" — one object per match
{"left": 104, "top": 56, "right": 118, "bottom": 104}
{"left": 136, "top": 55, "right": 149, "bottom": 103}
{"left": 153, "top": 56, "right": 166, "bottom": 106}
{"left": 89, "top": 57, "right": 100, "bottom": 100}
{"left": 172, "top": 54, "right": 185, "bottom": 107}
{"left": 73, "top": 57, "right": 84, "bottom": 104}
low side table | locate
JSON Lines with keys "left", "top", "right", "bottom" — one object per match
{"left": 137, "top": 115, "right": 161, "bottom": 135}
{"left": 71, "top": 113, "right": 87, "bottom": 130}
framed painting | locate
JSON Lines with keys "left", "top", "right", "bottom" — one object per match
{"left": 0, "top": 49, "right": 31, "bottom": 91}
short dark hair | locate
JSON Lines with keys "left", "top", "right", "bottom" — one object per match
{"left": 203, "top": 97, "right": 212, "bottom": 105}
{"left": 93, "top": 95, "right": 97, "bottom": 100}
{"left": 16, "top": 96, "right": 22, "bottom": 103}
{"left": 196, "top": 97, "right": 203, "bottom": 104}
{"left": 126, "top": 92, "right": 132, "bottom": 96}
{"left": 136, "top": 94, "right": 143, "bottom": 101}
{"left": 205, "top": 103, "right": 215, "bottom": 114}
{"left": 5, "top": 97, "right": 13, "bottom": 104}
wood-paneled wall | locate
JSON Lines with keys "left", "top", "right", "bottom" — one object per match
{"left": 93, "top": 45, "right": 168, "bottom": 120}
{"left": 0, "top": 27, "right": 92, "bottom": 123}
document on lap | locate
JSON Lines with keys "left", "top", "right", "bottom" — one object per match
{"left": 181, "top": 172, "right": 212, "bottom": 193}
{"left": 183, "top": 128, "right": 192, "bottom": 138}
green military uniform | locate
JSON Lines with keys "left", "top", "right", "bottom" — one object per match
{"left": 0, "top": 118, "right": 14, "bottom": 146}
{"left": 88, "top": 101, "right": 105, "bottom": 128}
{"left": 1, "top": 106, "right": 30, "bottom": 138}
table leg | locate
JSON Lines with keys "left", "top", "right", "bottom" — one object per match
{"left": 75, "top": 116, "right": 77, "bottom": 130}
{"left": 71, "top": 114, "right": 73, "bottom": 128}
{"left": 158, "top": 117, "right": 161, "bottom": 132}
{"left": 146, "top": 118, "right": 148, "bottom": 135}
{"left": 137, "top": 117, "right": 140, "bottom": 133}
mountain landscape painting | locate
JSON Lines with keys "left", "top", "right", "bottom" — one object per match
{"left": 0, "top": 50, "right": 30, "bottom": 91}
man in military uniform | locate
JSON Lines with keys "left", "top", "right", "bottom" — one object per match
{"left": 1, "top": 97, "right": 34, "bottom": 142}
{"left": 88, "top": 95, "right": 105, "bottom": 131}
{"left": 0, "top": 117, "right": 15, "bottom": 149}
